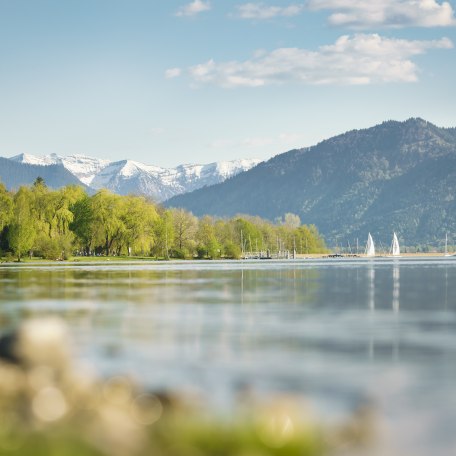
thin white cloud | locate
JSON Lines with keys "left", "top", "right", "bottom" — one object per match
{"left": 308, "top": 0, "right": 456, "bottom": 28}
{"left": 165, "top": 68, "right": 182, "bottom": 79}
{"left": 236, "top": 3, "right": 305, "bottom": 19}
{"left": 181, "top": 34, "right": 453, "bottom": 88}
{"left": 176, "top": 0, "right": 211, "bottom": 17}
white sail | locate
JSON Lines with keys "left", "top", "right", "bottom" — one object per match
{"left": 366, "top": 233, "right": 375, "bottom": 257}
{"left": 391, "top": 232, "right": 400, "bottom": 257}
{"left": 444, "top": 233, "right": 451, "bottom": 257}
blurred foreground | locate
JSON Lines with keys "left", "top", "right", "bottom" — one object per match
{"left": 0, "top": 318, "right": 375, "bottom": 456}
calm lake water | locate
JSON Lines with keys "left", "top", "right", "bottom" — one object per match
{"left": 1, "top": 257, "right": 456, "bottom": 455}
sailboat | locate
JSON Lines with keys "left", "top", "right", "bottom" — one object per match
{"left": 444, "top": 233, "right": 451, "bottom": 257}
{"left": 365, "top": 233, "right": 375, "bottom": 257}
{"left": 390, "top": 232, "right": 401, "bottom": 257}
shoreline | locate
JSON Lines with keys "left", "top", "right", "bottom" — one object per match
{"left": 1, "top": 252, "right": 454, "bottom": 265}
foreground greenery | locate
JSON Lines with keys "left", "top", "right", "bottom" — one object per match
{"left": 0, "top": 180, "right": 327, "bottom": 261}
{"left": 0, "top": 318, "right": 375, "bottom": 456}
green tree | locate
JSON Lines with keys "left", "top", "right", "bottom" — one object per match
{"left": 33, "top": 176, "right": 46, "bottom": 188}
{"left": 90, "top": 190, "right": 125, "bottom": 255}
{"left": 70, "top": 194, "right": 95, "bottom": 254}
{"left": 8, "top": 187, "right": 36, "bottom": 260}
{"left": 119, "top": 196, "right": 158, "bottom": 255}
{"left": 296, "top": 224, "right": 327, "bottom": 254}
{"left": 223, "top": 240, "right": 241, "bottom": 259}
{"left": 170, "top": 208, "right": 197, "bottom": 254}
{"left": 152, "top": 209, "right": 174, "bottom": 259}
{"left": 0, "top": 182, "right": 13, "bottom": 232}
{"left": 196, "top": 216, "right": 220, "bottom": 259}
{"left": 30, "top": 184, "right": 81, "bottom": 259}
{"left": 234, "top": 217, "right": 262, "bottom": 253}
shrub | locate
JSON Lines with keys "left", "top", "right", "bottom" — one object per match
{"left": 196, "top": 245, "right": 207, "bottom": 259}
{"left": 223, "top": 241, "right": 241, "bottom": 259}
{"left": 169, "top": 248, "right": 188, "bottom": 259}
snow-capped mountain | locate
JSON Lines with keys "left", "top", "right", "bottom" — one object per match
{"left": 7, "top": 153, "right": 261, "bottom": 201}
{"left": 10, "top": 153, "right": 110, "bottom": 186}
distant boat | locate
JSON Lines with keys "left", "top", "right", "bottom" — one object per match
{"left": 365, "top": 233, "right": 375, "bottom": 257}
{"left": 444, "top": 233, "right": 451, "bottom": 257}
{"left": 390, "top": 232, "right": 401, "bottom": 257}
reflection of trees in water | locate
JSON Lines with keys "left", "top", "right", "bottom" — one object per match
{"left": 0, "top": 264, "right": 322, "bottom": 362}
{"left": 239, "top": 267, "right": 321, "bottom": 307}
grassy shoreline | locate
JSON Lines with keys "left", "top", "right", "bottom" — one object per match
{"left": 1, "top": 252, "right": 454, "bottom": 265}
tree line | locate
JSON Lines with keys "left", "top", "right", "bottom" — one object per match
{"left": 0, "top": 179, "right": 327, "bottom": 261}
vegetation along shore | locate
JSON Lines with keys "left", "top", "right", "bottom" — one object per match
{"left": 0, "top": 179, "right": 327, "bottom": 262}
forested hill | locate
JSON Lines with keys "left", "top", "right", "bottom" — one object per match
{"left": 166, "top": 118, "right": 456, "bottom": 246}
{"left": 0, "top": 158, "right": 85, "bottom": 190}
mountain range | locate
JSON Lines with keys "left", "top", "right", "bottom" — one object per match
{"left": 166, "top": 118, "right": 456, "bottom": 246}
{"left": 2, "top": 118, "right": 455, "bottom": 246}
{"left": 1, "top": 153, "right": 261, "bottom": 202}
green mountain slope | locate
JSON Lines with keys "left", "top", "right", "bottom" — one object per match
{"left": 165, "top": 118, "right": 456, "bottom": 246}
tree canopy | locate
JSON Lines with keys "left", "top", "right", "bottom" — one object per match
{"left": 0, "top": 180, "right": 327, "bottom": 260}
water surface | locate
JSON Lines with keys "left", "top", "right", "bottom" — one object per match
{"left": 1, "top": 257, "right": 456, "bottom": 455}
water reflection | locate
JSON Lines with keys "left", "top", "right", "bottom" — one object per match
{"left": 367, "top": 264, "right": 375, "bottom": 361}
{"left": 368, "top": 264, "right": 375, "bottom": 311}
{"left": 1, "top": 259, "right": 456, "bottom": 455}
{"left": 392, "top": 263, "right": 400, "bottom": 313}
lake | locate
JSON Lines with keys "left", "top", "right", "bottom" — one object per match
{"left": 1, "top": 257, "right": 456, "bottom": 455}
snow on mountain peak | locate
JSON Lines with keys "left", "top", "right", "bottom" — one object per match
{"left": 8, "top": 153, "right": 110, "bottom": 185}
{"left": 5, "top": 153, "right": 261, "bottom": 201}
{"left": 10, "top": 153, "right": 60, "bottom": 166}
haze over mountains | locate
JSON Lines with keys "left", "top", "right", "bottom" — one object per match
{"left": 1, "top": 153, "right": 261, "bottom": 202}
{"left": 166, "top": 118, "right": 456, "bottom": 246}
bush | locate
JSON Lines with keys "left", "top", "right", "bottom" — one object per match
{"left": 1, "top": 250, "right": 14, "bottom": 262}
{"left": 34, "top": 233, "right": 74, "bottom": 260}
{"left": 169, "top": 248, "right": 188, "bottom": 259}
{"left": 37, "top": 238, "right": 63, "bottom": 260}
{"left": 196, "top": 245, "right": 207, "bottom": 259}
{"left": 223, "top": 241, "right": 241, "bottom": 259}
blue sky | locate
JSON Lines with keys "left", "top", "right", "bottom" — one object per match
{"left": 0, "top": 0, "right": 455, "bottom": 167}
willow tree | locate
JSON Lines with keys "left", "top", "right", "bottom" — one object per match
{"left": 0, "top": 182, "right": 13, "bottom": 232}
{"left": 70, "top": 194, "right": 95, "bottom": 254}
{"left": 119, "top": 196, "right": 158, "bottom": 255}
{"left": 8, "top": 187, "right": 36, "bottom": 261}
{"left": 29, "top": 183, "right": 83, "bottom": 259}
{"left": 90, "top": 190, "right": 125, "bottom": 256}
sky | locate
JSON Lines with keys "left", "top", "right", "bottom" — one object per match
{"left": 0, "top": 0, "right": 455, "bottom": 167}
